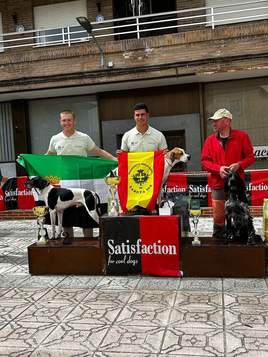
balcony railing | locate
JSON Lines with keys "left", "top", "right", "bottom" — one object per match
{"left": 0, "top": 0, "right": 267, "bottom": 52}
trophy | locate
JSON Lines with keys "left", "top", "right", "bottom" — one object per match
{"left": 32, "top": 206, "right": 49, "bottom": 245}
{"left": 105, "top": 171, "right": 121, "bottom": 216}
{"left": 189, "top": 198, "right": 201, "bottom": 246}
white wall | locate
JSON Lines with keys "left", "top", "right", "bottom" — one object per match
{"left": 34, "top": 0, "right": 87, "bottom": 29}
{"left": 0, "top": 163, "right": 16, "bottom": 178}
{"left": 206, "top": 0, "right": 268, "bottom": 26}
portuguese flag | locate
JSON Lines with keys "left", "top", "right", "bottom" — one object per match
{"left": 17, "top": 154, "right": 118, "bottom": 203}
{"left": 118, "top": 151, "right": 165, "bottom": 212}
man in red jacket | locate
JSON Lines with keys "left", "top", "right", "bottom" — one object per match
{"left": 201, "top": 108, "right": 255, "bottom": 238}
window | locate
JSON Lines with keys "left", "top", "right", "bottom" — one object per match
{"left": 33, "top": 0, "right": 87, "bottom": 46}
{"left": 0, "top": 103, "right": 15, "bottom": 162}
{"left": 113, "top": 0, "right": 177, "bottom": 39}
{"left": 206, "top": 0, "right": 268, "bottom": 26}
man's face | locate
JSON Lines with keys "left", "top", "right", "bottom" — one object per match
{"left": 134, "top": 109, "right": 149, "bottom": 126}
{"left": 60, "top": 113, "right": 76, "bottom": 132}
{"left": 210, "top": 117, "right": 231, "bottom": 133}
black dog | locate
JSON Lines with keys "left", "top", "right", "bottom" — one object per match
{"left": 224, "top": 172, "right": 258, "bottom": 244}
{"left": 25, "top": 177, "right": 100, "bottom": 239}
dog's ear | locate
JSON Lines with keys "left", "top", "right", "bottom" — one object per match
{"left": 170, "top": 151, "right": 176, "bottom": 162}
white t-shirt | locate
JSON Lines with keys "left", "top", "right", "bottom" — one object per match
{"left": 121, "top": 126, "right": 167, "bottom": 152}
{"left": 48, "top": 130, "right": 95, "bottom": 156}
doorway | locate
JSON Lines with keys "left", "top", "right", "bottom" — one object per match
{"left": 113, "top": 0, "right": 177, "bottom": 39}
{"left": 163, "top": 129, "right": 187, "bottom": 172}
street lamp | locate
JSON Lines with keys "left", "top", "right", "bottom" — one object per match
{"left": 76, "top": 16, "right": 105, "bottom": 67}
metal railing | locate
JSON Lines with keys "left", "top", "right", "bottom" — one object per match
{"left": 0, "top": 0, "right": 267, "bottom": 52}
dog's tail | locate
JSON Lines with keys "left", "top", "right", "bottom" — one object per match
{"left": 83, "top": 190, "right": 100, "bottom": 224}
{"left": 94, "top": 192, "right": 102, "bottom": 217}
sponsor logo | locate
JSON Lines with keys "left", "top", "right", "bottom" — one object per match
{"left": 254, "top": 146, "right": 268, "bottom": 159}
{"left": 246, "top": 182, "right": 268, "bottom": 191}
{"left": 129, "top": 163, "right": 153, "bottom": 194}
{"left": 166, "top": 186, "right": 186, "bottom": 193}
{"left": 189, "top": 184, "right": 210, "bottom": 193}
{"left": 107, "top": 238, "right": 177, "bottom": 255}
{"left": 166, "top": 184, "right": 211, "bottom": 193}
{"left": 4, "top": 189, "right": 33, "bottom": 197}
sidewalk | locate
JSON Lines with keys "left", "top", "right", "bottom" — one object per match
{"left": 0, "top": 217, "right": 267, "bottom": 356}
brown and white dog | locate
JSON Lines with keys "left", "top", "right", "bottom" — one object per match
{"left": 25, "top": 177, "right": 100, "bottom": 239}
{"left": 162, "top": 147, "right": 191, "bottom": 184}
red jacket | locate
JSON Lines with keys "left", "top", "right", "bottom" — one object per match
{"left": 201, "top": 129, "right": 255, "bottom": 189}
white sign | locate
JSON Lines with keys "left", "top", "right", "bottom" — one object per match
{"left": 254, "top": 146, "right": 268, "bottom": 159}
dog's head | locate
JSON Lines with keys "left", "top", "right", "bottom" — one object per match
{"left": 25, "top": 176, "right": 49, "bottom": 190}
{"left": 166, "top": 147, "right": 191, "bottom": 164}
{"left": 225, "top": 199, "right": 250, "bottom": 237}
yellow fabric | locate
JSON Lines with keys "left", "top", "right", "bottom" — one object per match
{"left": 127, "top": 152, "right": 155, "bottom": 210}
{"left": 212, "top": 199, "right": 225, "bottom": 227}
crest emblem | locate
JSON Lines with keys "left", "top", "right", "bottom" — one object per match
{"left": 129, "top": 163, "right": 153, "bottom": 194}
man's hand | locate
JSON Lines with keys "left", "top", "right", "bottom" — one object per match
{"left": 228, "top": 163, "right": 240, "bottom": 173}
{"left": 116, "top": 149, "right": 123, "bottom": 156}
{"left": 219, "top": 166, "right": 230, "bottom": 179}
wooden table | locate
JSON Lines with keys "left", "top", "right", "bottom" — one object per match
{"left": 28, "top": 239, "right": 105, "bottom": 275}
{"left": 181, "top": 236, "right": 266, "bottom": 278}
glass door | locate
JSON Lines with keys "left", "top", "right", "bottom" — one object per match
{"left": 113, "top": 0, "right": 176, "bottom": 39}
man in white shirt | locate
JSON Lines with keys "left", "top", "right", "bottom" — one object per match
{"left": 47, "top": 110, "right": 117, "bottom": 238}
{"left": 47, "top": 110, "right": 117, "bottom": 160}
{"left": 120, "top": 103, "right": 167, "bottom": 152}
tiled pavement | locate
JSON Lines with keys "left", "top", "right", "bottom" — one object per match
{"left": 0, "top": 218, "right": 267, "bottom": 357}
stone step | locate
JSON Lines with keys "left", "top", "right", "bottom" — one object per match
{"left": 0, "top": 206, "right": 263, "bottom": 220}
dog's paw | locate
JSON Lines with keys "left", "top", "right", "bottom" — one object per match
{"left": 247, "top": 237, "right": 256, "bottom": 245}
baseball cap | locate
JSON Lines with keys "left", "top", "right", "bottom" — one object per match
{"left": 209, "top": 108, "right": 232, "bottom": 120}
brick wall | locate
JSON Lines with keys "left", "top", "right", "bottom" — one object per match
{"left": 87, "top": 0, "right": 113, "bottom": 22}
{"left": 176, "top": 0, "right": 206, "bottom": 30}
{"left": 0, "top": 0, "right": 208, "bottom": 33}
{"left": 0, "top": 0, "right": 33, "bottom": 32}
{"left": 0, "top": 1, "right": 268, "bottom": 94}
{"left": 176, "top": 0, "right": 206, "bottom": 10}
{"left": 0, "top": 0, "right": 114, "bottom": 33}
{"left": 0, "top": 19, "right": 267, "bottom": 92}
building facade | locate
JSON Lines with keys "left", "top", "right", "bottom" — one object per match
{"left": 0, "top": 0, "right": 268, "bottom": 177}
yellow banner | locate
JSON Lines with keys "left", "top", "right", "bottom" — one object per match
{"left": 127, "top": 152, "right": 155, "bottom": 210}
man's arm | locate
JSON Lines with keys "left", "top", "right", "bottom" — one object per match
{"left": 46, "top": 137, "right": 56, "bottom": 155}
{"left": 201, "top": 138, "right": 222, "bottom": 174}
{"left": 120, "top": 133, "right": 129, "bottom": 152}
{"left": 90, "top": 146, "right": 117, "bottom": 161}
{"left": 46, "top": 150, "right": 56, "bottom": 155}
{"left": 159, "top": 133, "right": 168, "bottom": 151}
{"left": 238, "top": 133, "right": 255, "bottom": 169}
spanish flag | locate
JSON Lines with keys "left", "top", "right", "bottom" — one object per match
{"left": 118, "top": 151, "right": 165, "bottom": 212}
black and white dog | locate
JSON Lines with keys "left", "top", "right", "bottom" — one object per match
{"left": 224, "top": 172, "right": 258, "bottom": 244}
{"left": 25, "top": 177, "right": 100, "bottom": 239}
